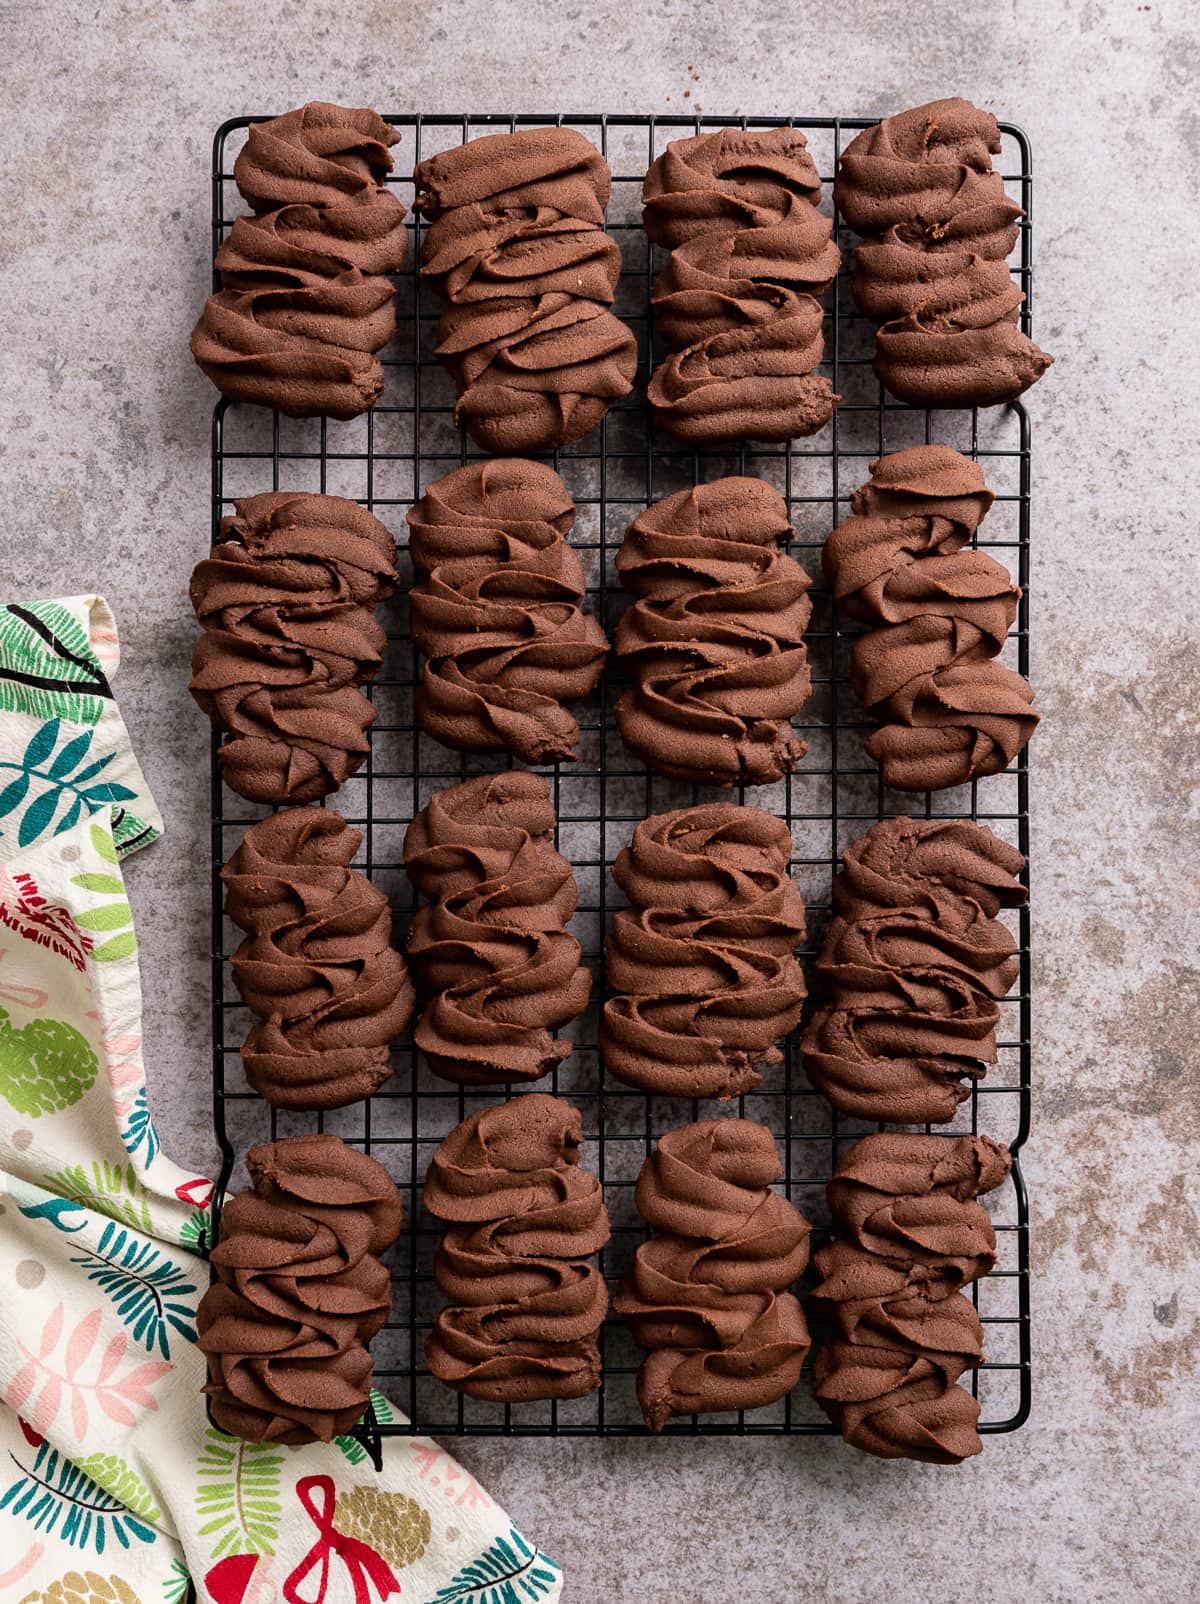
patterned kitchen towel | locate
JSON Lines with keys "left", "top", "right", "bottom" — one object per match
{"left": 0, "top": 596, "right": 563, "bottom": 1604}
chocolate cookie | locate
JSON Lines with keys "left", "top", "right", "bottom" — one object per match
{"left": 801, "top": 816, "right": 1026, "bottom": 1123}
{"left": 614, "top": 477, "right": 812, "bottom": 786}
{"left": 833, "top": 98, "right": 1053, "bottom": 407}
{"left": 823, "top": 445, "right": 1037, "bottom": 790}
{"left": 197, "top": 1134, "right": 402, "bottom": 1444}
{"left": 407, "top": 459, "right": 608, "bottom": 763}
{"left": 643, "top": 127, "right": 840, "bottom": 442}
{"left": 810, "top": 1132, "right": 1011, "bottom": 1463}
{"left": 414, "top": 128, "right": 636, "bottom": 452}
{"left": 423, "top": 1095, "right": 610, "bottom": 1401}
{"left": 222, "top": 808, "right": 413, "bottom": 1109}
{"left": 402, "top": 773, "right": 590, "bottom": 1085}
{"left": 189, "top": 490, "right": 398, "bottom": 805}
{"left": 191, "top": 102, "right": 407, "bottom": 418}
{"left": 615, "top": 1120, "right": 811, "bottom": 1430}
{"left": 600, "top": 804, "right": 806, "bottom": 1099}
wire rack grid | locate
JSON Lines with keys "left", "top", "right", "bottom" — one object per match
{"left": 204, "top": 112, "right": 1035, "bottom": 1455}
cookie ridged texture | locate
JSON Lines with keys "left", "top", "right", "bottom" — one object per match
{"left": 423, "top": 1095, "right": 610, "bottom": 1401}
{"left": 191, "top": 102, "right": 407, "bottom": 419}
{"left": 600, "top": 804, "right": 806, "bottom": 1099}
{"left": 615, "top": 477, "right": 812, "bottom": 786}
{"left": 197, "top": 1133, "right": 402, "bottom": 1445}
{"left": 221, "top": 808, "right": 413, "bottom": 1109}
{"left": 402, "top": 773, "right": 590, "bottom": 1086}
{"left": 414, "top": 128, "right": 612, "bottom": 223}
{"left": 643, "top": 127, "right": 840, "bottom": 442}
{"left": 414, "top": 128, "right": 636, "bottom": 452}
{"left": 833, "top": 98, "right": 1053, "bottom": 407}
{"left": 189, "top": 491, "right": 397, "bottom": 805}
{"left": 823, "top": 446, "right": 1037, "bottom": 791}
{"left": 614, "top": 1120, "right": 811, "bottom": 1431}
{"left": 801, "top": 816, "right": 1025, "bottom": 1124}
{"left": 407, "top": 459, "right": 608, "bottom": 764}
{"left": 810, "top": 1131, "right": 1011, "bottom": 1463}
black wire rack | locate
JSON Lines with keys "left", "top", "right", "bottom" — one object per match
{"left": 204, "top": 112, "right": 1034, "bottom": 1456}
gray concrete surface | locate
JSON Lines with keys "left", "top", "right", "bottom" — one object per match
{"left": 2, "top": 1, "right": 1197, "bottom": 1599}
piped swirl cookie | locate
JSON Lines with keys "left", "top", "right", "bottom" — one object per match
{"left": 407, "top": 459, "right": 608, "bottom": 763}
{"left": 643, "top": 127, "right": 840, "bottom": 442}
{"left": 824, "top": 446, "right": 1037, "bottom": 791}
{"left": 614, "top": 478, "right": 813, "bottom": 786}
{"left": 424, "top": 1094, "right": 610, "bottom": 1401}
{"left": 833, "top": 98, "right": 1053, "bottom": 407}
{"left": 222, "top": 808, "right": 413, "bottom": 1109}
{"left": 402, "top": 773, "right": 590, "bottom": 1085}
{"left": 191, "top": 102, "right": 408, "bottom": 418}
{"left": 414, "top": 128, "right": 637, "bottom": 452}
{"left": 189, "top": 490, "right": 397, "bottom": 805}
{"left": 197, "top": 1134, "right": 402, "bottom": 1444}
{"left": 801, "top": 816, "right": 1026, "bottom": 1123}
{"left": 615, "top": 1120, "right": 811, "bottom": 1431}
{"left": 600, "top": 804, "right": 806, "bottom": 1100}
{"left": 810, "top": 1131, "right": 1011, "bottom": 1463}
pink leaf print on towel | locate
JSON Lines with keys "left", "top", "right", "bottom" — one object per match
{"left": 5, "top": 1301, "right": 172, "bottom": 1440}
{"left": 0, "top": 1540, "right": 44, "bottom": 1590}
{"left": 101, "top": 1028, "right": 144, "bottom": 1117}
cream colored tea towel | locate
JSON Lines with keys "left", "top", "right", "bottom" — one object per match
{"left": 0, "top": 597, "right": 562, "bottom": 1604}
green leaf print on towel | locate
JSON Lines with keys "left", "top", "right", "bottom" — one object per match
{"left": 196, "top": 1426, "right": 283, "bottom": 1560}
{"left": 333, "top": 1389, "right": 396, "bottom": 1466}
{"left": 0, "top": 602, "right": 111, "bottom": 727}
{"left": 69, "top": 853, "right": 137, "bottom": 964}
{"left": 178, "top": 1207, "right": 209, "bottom": 1254}
{"left": 41, "top": 1162, "right": 155, "bottom": 1234}
{"left": 72, "top": 1453, "right": 162, "bottom": 1525}
{"left": 0, "top": 1439, "right": 156, "bottom": 1553}
{"left": 0, "top": 1008, "right": 99, "bottom": 1116}
{"left": 162, "top": 1558, "right": 190, "bottom": 1603}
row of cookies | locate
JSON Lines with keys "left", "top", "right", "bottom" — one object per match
{"left": 190, "top": 449, "right": 1036, "bottom": 800}
{"left": 213, "top": 780, "right": 1025, "bottom": 1119}
{"left": 192, "top": 99, "right": 1051, "bottom": 444}
{"left": 202, "top": 1105, "right": 1013, "bottom": 1467}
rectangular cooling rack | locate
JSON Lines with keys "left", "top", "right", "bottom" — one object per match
{"left": 206, "top": 113, "right": 1034, "bottom": 1454}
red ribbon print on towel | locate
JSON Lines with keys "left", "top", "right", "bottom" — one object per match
{"left": 284, "top": 1474, "right": 401, "bottom": 1604}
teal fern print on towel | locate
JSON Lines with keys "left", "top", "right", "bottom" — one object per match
{"left": 0, "top": 1438, "right": 157, "bottom": 1552}
{"left": 0, "top": 717, "right": 137, "bottom": 850}
{"left": 0, "top": 1008, "right": 99, "bottom": 1115}
{"left": 119, "top": 1086, "right": 160, "bottom": 1164}
{"left": 431, "top": 1524, "right": 562, "bottom": 1603}
{"left": 69, "top": 1222, "right": 198, "bottom": 1358}
{"left": 0, "top": 601, "right": 112, "bottom": 727}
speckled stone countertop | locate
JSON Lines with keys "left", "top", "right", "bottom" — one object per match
{"left": 2, "top": 2, "right": 1197, "bottom": 1599}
